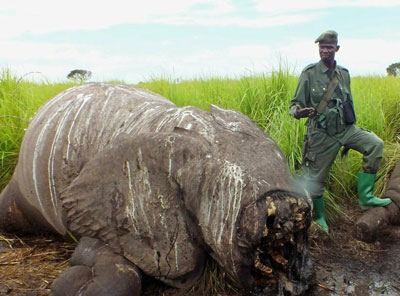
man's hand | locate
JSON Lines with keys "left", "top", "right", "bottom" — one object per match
{"left": 294, "top": 105, "right": 316, "bottom": 119}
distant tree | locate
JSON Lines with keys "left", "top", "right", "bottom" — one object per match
{"left": 67, "top": 69, "right": 92, "bottom": 83}
{"left": 386, "top": 63, "right": 400, "bottom": 77}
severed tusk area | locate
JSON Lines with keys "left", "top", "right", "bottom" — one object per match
{"left": 251, "top": 192, "right": 311, "bottom": 294}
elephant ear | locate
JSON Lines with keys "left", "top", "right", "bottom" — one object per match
{"left": 210, "top": 104, "right": 268, "bottom": 139}
{"left": 61, "top": 131, "right": 210, "bottom": 288}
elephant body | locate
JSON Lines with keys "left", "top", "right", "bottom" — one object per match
{"left": 0, "top": 83, "right": 313, "bottom": 295}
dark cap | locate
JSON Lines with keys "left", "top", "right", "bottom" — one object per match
{"left": 315, "top": 30, "right": 338, "bottom": 44}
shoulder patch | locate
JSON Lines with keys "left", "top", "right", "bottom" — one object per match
{"left": 302, "top": 63, "right": 317, "bottom": 72}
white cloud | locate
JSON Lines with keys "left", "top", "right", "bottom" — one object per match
{"left": 0, "top": 0, "right": 210, "bottom": 37}
{"left": 254, "top": 0, "right": 323, "bottom": 14}
{"left": 3, "top": 35, "right": 397, "bottom": 83}
{"left": 254, "top": 0, "right": 400, "bottom": 13}
{"left": 339, "top": 38, "right": 400, "bottom": 75}
{"left": 0, "top": 0, "right": 346, "bottom": 39}
{"left": 277, "top": 37, "right": 400, "bottom": 76}
{"left": 1, "top": 0, "right": 399, "bottom": 82}
{"left": 0, "top": 38, "right": 137, "bottom": 81}
{"left": 228, "top": 45, "right": 273, "bottom": 58}
{"left": 1, "top": 0, "right": 400, "bottom": 39}
{"left": 336, "top": 0, "right": 400, "bottom": 7}
{"left": 147, "top": 45, "right": 283, "bottom": 80}
{"left": 158, "top": 12, "right": 320, "bottom": 27}
{"left": 276, "top": 38, "right": 317, "bottom": 71}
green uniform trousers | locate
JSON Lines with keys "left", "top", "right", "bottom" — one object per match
{"left": 302, "top": 124, "right": 383, "bottom": 199}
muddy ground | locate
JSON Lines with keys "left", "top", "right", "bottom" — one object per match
{"left": 1, "top": 218, "right": 400, "bottom": 296}
{"left": 309, "top": 221, "right": 400, "bottom": 296}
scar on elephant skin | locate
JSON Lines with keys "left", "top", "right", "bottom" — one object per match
{"left": 0, "top": 83, "right": 313, "bottom": 295}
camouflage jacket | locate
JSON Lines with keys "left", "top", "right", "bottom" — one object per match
{"left": 290, "top": 60, "right": 354, "bottom": 120}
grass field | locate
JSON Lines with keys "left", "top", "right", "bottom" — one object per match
{"left": 1, "top": 68, "right": 399, "bottom": 221}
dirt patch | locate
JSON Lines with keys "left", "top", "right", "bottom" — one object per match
{"left": 309, "top": 221, "right": 400, "bottom": 296}
{"left": 1, "top": 222, "right": 399, "bottom": 296}
{"left": 0, "top": 234, "right": 74, "bottom": 296}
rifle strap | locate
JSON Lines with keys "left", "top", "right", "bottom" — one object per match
{"left": 316, "top": 72, "right": 339, "bottom": 114}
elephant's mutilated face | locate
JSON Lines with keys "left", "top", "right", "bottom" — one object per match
{"left": 192, "top": 106, "right": 313, "bottom": 295}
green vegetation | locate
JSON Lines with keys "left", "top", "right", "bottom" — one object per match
{"left": 67, "top": 69, "right": 92, "bottom": 84}
{"left": 1, "top": 68, "right": 399, "bottom": 222}
{"left": 386, "top": 62, "right": 400, "bottom": 77}
{"left": 140, "top": 73, "right": 400, "bottom": 221}
{"left": 0, "top": 69, "right": 75, "bottom": 189}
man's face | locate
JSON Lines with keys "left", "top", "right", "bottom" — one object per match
{"left": 318, "top": 43, "right": 339, "bottom": 63}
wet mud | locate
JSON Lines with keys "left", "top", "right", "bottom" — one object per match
{"left": 310, "top": 224, "right": 400, "bottom": 296}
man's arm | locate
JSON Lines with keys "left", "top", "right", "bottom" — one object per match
{"left": 289, "top": 71, "right": 315, "bottom": 119}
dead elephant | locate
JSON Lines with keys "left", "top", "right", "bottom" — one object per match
{"left": 356, "top": 159, "right": 400, "bottom": 242}
{"left": 0, "top": 83, "right": 313, "bottom": 295}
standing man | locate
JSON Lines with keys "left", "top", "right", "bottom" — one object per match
{"left": 290, "top": 30, "right": 391, "bottom": 232}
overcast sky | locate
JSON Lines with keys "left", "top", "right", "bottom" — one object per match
{"left": 1, "top": 0, "right": 400, "bottom": 83}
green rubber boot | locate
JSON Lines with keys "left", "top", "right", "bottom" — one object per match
{"left": 313, "top": 197, "right": 329, "bottom": 233}
{"left": 358, "top": 172, "right": 392, "bottom": 211}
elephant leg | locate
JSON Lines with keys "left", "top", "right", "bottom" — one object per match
{"left": 0, "top": 179, "right": 55, "bottom": 233}
{"left": 52, "top": 237, "right": 142, "bottom": 296}
{"left": 0, "top": 180, "right": 31, "bottom": 232}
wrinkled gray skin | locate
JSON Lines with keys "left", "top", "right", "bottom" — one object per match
{"left": 355, "top": 160, "right": 400, "bottom": 242}
{"left": 0, "top": 83, "right": 313, "bottom": 295}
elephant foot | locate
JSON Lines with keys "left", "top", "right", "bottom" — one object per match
{"left": 52, "top": 237, "right": 142, "bottom": 296}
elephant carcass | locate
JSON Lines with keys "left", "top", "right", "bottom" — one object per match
{"left": 355, "top": 159, "right": 400, "bottom": 242}
{"left": 0, "top": 83, "right": 313, "bottom": 295}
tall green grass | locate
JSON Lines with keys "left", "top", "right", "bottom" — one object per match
{"left": 1, "top": 68, "right": 399, "bottom": 222}
{"left": 0, "top": 69, "right": 75, "bottom": 189}
{"left": 141, "top": 72, "right": 400, "bottom": 221}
